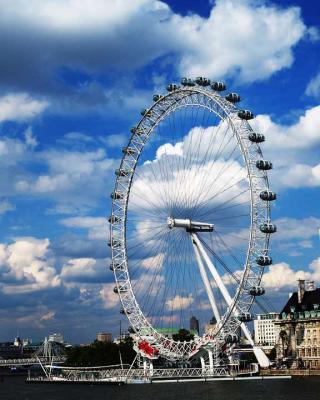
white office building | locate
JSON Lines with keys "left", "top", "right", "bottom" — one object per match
{"left": 48, "top": 333, "right": 64, "bottom": 343}
{"left": 254, "top": 313, "right": 279, "bottom": 346}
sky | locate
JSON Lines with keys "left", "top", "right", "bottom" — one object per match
{"left": 0, "top": 0, "right": 319, "bottom": 344}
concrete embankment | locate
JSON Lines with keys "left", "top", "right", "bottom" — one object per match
{"left": 261, "top": 369, "right": 320, "bottom": 377}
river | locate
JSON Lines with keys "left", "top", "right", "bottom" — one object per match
{"left": 1, "top": 376, "right": 320, "bottom": 400}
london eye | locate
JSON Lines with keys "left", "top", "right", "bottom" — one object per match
{"left": 109, "top": 77, "right": 276, "bottom": 368}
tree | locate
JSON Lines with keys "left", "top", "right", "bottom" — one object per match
{"left": 172, "top": 328, "right": 194, "bottom": 342}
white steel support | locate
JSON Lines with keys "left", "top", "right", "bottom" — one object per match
{"left": 208, "top": 349, "right": 213, "bottom": 374}
{"left": 200, "top": 357, "right": 205, "bottom": 373}
{"left": 149, "top": 359, "right": 154, "bottom": 377}
{"left": 191, "top": 236, "right": 221, "bottom": 323}
{"left": 191, "top": 233, "right": 270, "bottom": 368}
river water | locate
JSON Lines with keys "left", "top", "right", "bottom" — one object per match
{"left": 1, "top": 376, "right": 320, "bottom": 400}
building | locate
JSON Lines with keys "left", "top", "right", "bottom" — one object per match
{"left": 48, "top": 333, "right": 64, "bottom": 343}
{"left": 0, "top": 342, "right": 23, "bottom": 359}
{"left": 97, "top": 332, "right": 112, "bottom": 343}
{"left": 205, "top": 316, "right": 217, "bottom": 334}
{"left": 254, "top": 313, "right": 279, "bottom": 347}
{"left": 275, "top": 280, "right": 320, "bottom": 368}
{"left": 190, "top": 316, "right": 199, "bottom": 334}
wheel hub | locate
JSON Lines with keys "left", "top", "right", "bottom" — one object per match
{"left": 167, "top": 217, "right": 214, "bottom": 232}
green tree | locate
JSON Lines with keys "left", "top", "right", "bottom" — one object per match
{"left": 172, "top": 328, "right": 194, "bottom": 342}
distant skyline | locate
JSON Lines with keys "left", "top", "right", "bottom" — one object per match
{"left": 0, "top": 0, "right": 319, "bottom": 343}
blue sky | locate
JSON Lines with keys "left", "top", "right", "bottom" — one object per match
{"left": 0, "top": 0, "right": 319, "bottom": 344}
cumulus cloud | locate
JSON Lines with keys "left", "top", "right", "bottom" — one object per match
{"left": 0, "top": 93, "right": 48, "bottom": 122}
{"left": 253, "top": 106, "right": 320, "bottom": 151}
{"left": 305, "top": 71, "right": 320, "bottom": 98}
{"left": 166, "top": 294, "right": 194, "bottom": 311}
{"left": 274, "top": 217, "right": 320, "bottom": 242}
{"left": 262, "top": 257, "right": 320, "bottom": 290}
{"left": 100, "top": 134, "right": 127, "bottom": 148}
{"left": 0, "top": 0, "right": 308, "bottom": 101}
{"left": 0, "top": 199, "right": 15, "bottom": 214}
{"left": 60, "top": 257, "right": 109, "bottom": 283}
{"left": 0, "top": 237, "right": 60, "bottom": 294}
{"left": 100, "top": 283, "right": 119, "bottom": 309}
{"left": 60, "top": 217, "right": 108, "bottom": 240}
{"left": 252, "top": 106, "right": 320, "bottom": 189}
{"left": 40, "top": 310, "right": 56, "bottom": 321}
{"left": 175, "top": 0, "right": 306, "bottom": 81}
{"left": 15, "top": 148, "right": 115, "bottom": 210}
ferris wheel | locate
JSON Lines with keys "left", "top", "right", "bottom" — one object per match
{"left": 109, "top": 77, "right": 276, "bottom": 368}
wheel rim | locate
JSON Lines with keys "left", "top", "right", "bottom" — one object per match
{"left": 110, "top": 85, "right": 272, "bottom": 360}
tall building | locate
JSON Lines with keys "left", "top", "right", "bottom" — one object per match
{"left": 97, "top": 332, "right": 112, "bottom": 343}
{"left": 48, "top": 333, "right": 64, "bottom": 343}
{"left": 205, "top": 316, "right": 217, "bottom": 334}
{"left": 275, "top": 279, "right": 320, "bottom": 368}
{"left": 254, "top": 313, "right": 279, "bottom": 346}
{"left": 190, "top": 316, "right": 199, "bottom": 334}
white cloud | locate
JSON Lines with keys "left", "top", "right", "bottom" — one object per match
{"left": 307, "top": 26, "right": 320, "bottom": 42}
{"left": 15, "top": 148, "right": 115, "bottom": 210}
{"left": 103, "top": 133, "right": 128, "bottom": 148}
{"left": 253, "top": 106, "right": 320, "bottom": 151}
{"left": 23, "top": 127, "right": 38, "bottom": 148}
{"left": 0, "top": 237, "right": 60, "bottom": 294}
{"left": 262, "top": 262, "right": 310, "bottom": 290}
{"left": 100, "top": 283, "right": 119, "bottom": 309}
{"left": 0, "top": 93, "right": 48, "bottom": 122}
{"left": 252, "top": 106, "right": 320, "bottom": 189}
{"left": 262, "top": 257, "right": 320, "bottom": 290}
{"left": 305, "top": 71, "right": 320, "bottom": 98}
{"left": 63, "top": 132, "right": 94, "bottom": 142}
{"left": 175, "top": 0, "right": 306, "bottom": 82}
{"left": 278, "top": 163, "right": 320, "bottom": 188}
{"left": 0, "top": 199, "right": 15, "bottom": 214}
{"left": 0, "top": 0, "right": 308, "bottom": 90}
{"left": 40, "top": 310, "right": 55, "bottom": 321}
{"left": 141, "top": 253, "right": 165, "bottom": 270}
{"left": 274, "top": 217, "right": 320, "bottom": 242}
{"left": 166, "top": 294, "right": 193, "bottom": 311}
{"left": 59, "top": 216, "right": 108, "bottom": 240}
{"left": 61, "top": 257, "right": 97, "bottom": 280}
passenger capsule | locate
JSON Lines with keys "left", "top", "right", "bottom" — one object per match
{"left": 238, "top": 110, "right": 254, "bottom": 120}
{"left": 115, "top": 169, "right": 132, "bottom": 177}
{"left": 259, "top": 190, "right": 277, "bottom": 201}
{"left": 141, "top": 109, "right": 152, "bottom": 117}
{"left": 110, "top": 262, "right": 125, "bottom": 271}
{"left": 130, "top": 126, "right": 144, "bottom": 135}
{"left": 120, "top": 307, "right": 132, "bottom": 315}
{"left": 256, "top": 255, "right": 273, "bottom": 266}
{"left": 256, "top": 160, "right": 273, "bottom": 170}
{"left": 225, "top": 334, "right": 239, "bottom": 344}
{"left": 195, "top": 77, "right": 210, "bottom": 86}
{"left": 180, "top": 78, "right": 195, "bottom": 87}
{"left": 225, "top": 93, "right": 241, "bottom": 103}
{"left": 260, "top": 222, "right": 277, "bottom": 234}
{"left": 237, "top": 312, "right": 253, "bottom": 323}
{"left": 108, "top": 239, "right": 122, "bottom": 248}
{"left": 167, "top": 83, "right": 179, "bottom": 92}
{"left": 211, "top": 82, "right": 226, "bottom": 91}
{"left": 122, "top": 147, "right": 136, "bottom": 155}
{"left": 153, "top": 94, "right": 163, "bottom": 102}
{"left": 113, "top": 286, "right": 128, "bottom": 294}
{"left": 110, "top": 191, "right": 124, "bottom": 200}
{"left": 248, "top": 132, "right": 265, "bottom": 143}
{"left": 108, "top": 215, "right": 120, "bottom": 224}
{"left": 249, "top": 286, "right": 265, "bottom": 296}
